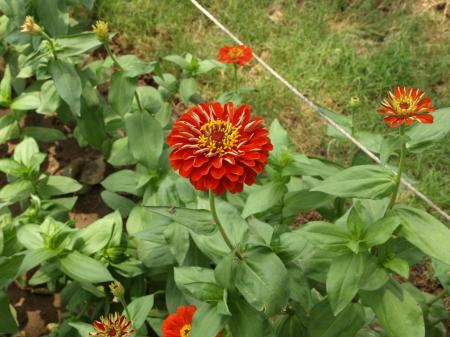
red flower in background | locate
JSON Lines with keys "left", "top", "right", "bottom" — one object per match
{"left": 377, "top": 86, "right": 436, "bottom": 127}
{"left": 89, "top": 313, "right": 135, "bottom": 337}
{"left": 167, "top": 102, "right": 272, "bottom": 195}
{"left": 218, "top": 45, "right": 253, "bottom": 66}
{"left": 162, "top": 305, "right": 221, "bottom": 337}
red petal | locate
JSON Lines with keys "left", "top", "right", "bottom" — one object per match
{"left": 414, "top": 113, "right": 434, "bottom": 124}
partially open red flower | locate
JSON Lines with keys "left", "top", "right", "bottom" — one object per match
{"left": 218, "top": 45, "right": 253, "bottom": 66}
{"left": 162, "top": 305, "right": 220, "bottom": 337}
{"left": 89, "top": 313, "right": 135, "bottom": 337}
{"left": 377, "top": 86, "right": 436, "bottom": 127}
{"left": 167, "top": 102, "right": 272, "bottom": 195}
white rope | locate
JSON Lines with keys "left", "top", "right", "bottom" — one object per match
{"left": 189, "top": 0, "right": 450, "bottom": 222}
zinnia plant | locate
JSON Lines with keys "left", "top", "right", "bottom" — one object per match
{"left": 89, "top": 313, "right": 135, "bottom": 337}
{"left": 377, "top": 86, "right": 436, "bottom": 127}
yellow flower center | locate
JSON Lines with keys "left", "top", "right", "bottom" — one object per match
{"left": 392, "top": 95, "right": 418, "bottom": 115}
{"left": 228, "top": 47, "right": 244, "bottom": 59}
{"left": 198, "top": 120, "right": 239, "bottom": 156}
{"left": 180, "top": 324, "right": 191, "bottom": 337}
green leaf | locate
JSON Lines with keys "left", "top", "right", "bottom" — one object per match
{"left": 269, "top": 118, "right": 291, "bottom": 156}
{"left": 359, "top": 255, "right": 389, "bottom": 291}
{"left": 234, "top": 246, "right": 288, "bottom": 315}
{"left": 301, "top": 221, "right": 350, "bottom": 252}
{"left": 174, "top": 267, "right": 224, "bottom": 302}
{"left": 395, "top": 206, "right": 450, "bottom": 265}
{"left": 363, "top": 216, "right": 401, "bottom": 248}
{"left": 190, "top": 303, "right": 226, "bottom": 337}
{"left": 0, "top": 291, "right": 18, "bottom": 334}
{"left": 101, "top": 191, "right": 135, "bottom": 217}
{"left": 275, "top": 314, "right": 306, "bottom": 337}
{"left": 109, "top": 71, "right": 137, "bottom": 116}
{"left": 283, "top": 154, "right": 342, "bottom": 178}
{"left": 22, "top": 127, "right": 65, "bottom": 143}
{"left": 13, "top": 137, "right": 39, "bottom": 167}
{"left": 0, "top": 180, "right": 32, "bottom": 202}
{"left": 432, "top": 259, "right": 450, "bottom": 292}
{"left": 35, "top": 0, "right": 68, "bottom": 36}
{"left": 164, "top": 223, "right": 190, "bottom": 265}
{"left": 69, "top": 322, "right": 94, "bottom": 337}
{"left": 179, "top": 77, "right": 199, "bottom": 102}
{"left": 59, "top": 251, "right": 113, "bottom": 284}
{"left": 101, "top": 170, "right": 138, "bottom": 195}
{"left": 0, "top": 64, "right": 12, "bottom": 106}
{"left": 164, "top": 55, "right": 190, "bottom": 68}
{"left": 56, "top": 32, "right": 104, "bottom": 56}
{"left": 0, "top": 255, "right": 24, "bottom": 288}
{"left": 108, "top": 137, "right": 136, "bottom": 167}
{"left": 283, "top": 189, "right": 334, "bottom": 218}
{"left": 125, "top": 112, "right": 163, "bottom": 169}
{"left": 17, "top": 224, "right": 44, "bottom": 249}
{"left": 0, "top": 159, "right": 21, "bottom": 176}
{"left": 10, "top": 91, "right": 41, "bottom": 110}
{"left": 360, "top": 280, "right": 425, "bottom": 337}
{"left": 312, "top": 165, "right": 395, "bottom": 199}
{"left": 327, "top": 253, "right": 365, "bottom": 315}
{"left": 125, "top": 294, "right": 154, "bottom": 330}
{"left": 145, "top": 206, "right": 215, "bottom": 235}
{"left": 242, "top": 182, "right": 287, "bottom": 218}
{"left": 307, "top": 301, "right": 366, "bottom": 337}
{"left": 38, "top": 175, "right": 82, "bottom": 197}
{"left": 49, "top": 59, "right": 82, "bottom": 116}
{"left": 136, "top": 86, "right": 163, "bottom": 114}
{"left": 19, "top": 248, "right": 57, "bottom": 274}
{"left": 383, "top": 258, "right": 409, "bottom": 278}
{"left": 37, "top": 80, "right": 60, "bottom": 114}
{"left": 115, "top": 55, "right": 155, "bottom": 77}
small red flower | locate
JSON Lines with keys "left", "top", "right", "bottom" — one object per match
{"left": 162, "top": 305, "right": 220, "bottom": 337}
{"left": 377, "top": 86, "right": 436, "bottom": 127}
{"left": 89, "top": 313, "right": 135, "bottom": 337}
{"left": 167, "top": 102, "right": 272, "bottom": 195}
{"left": 218, "top": 45, "right": 253, "bottom": 66}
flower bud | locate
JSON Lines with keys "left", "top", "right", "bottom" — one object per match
{"left": 349, "top": 96, "right": 360, "bottom": 108}
{"left": 92, "top": 20, "right": 109, "bottom": 42}
{"left": 21, "top": 16, "right": 42, "bottom": 35}
{"left": 109, "top": 280, "right": 125, "bottom": 300}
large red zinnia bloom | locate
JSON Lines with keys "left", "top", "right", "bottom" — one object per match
{"left": 89, "top": 313, "right": 135, "bottom": 337}
{"left": 218, "top": 45, "right": 253, "bottom": 66}
{"left": 167, "top": 102, "right": 272, "bottom": 195}
{"left": 162, "top": 305, "right": 221, "bottom": 337}
{"left": 377, "top": 86, "right": 436, "bottom": 127}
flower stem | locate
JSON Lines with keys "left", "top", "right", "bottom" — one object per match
{"left": 387, "top": 125, "right": 407, "bottom": 210}
{"left": 351, "top": 108, "right": 356, "bottom": 136}
{"left": 104, "top": 41, "right": 144, "bottom": 113}
{"left": 209, "top": 190, "right": 243, "bottom": 260}
{"left": 119, "top": 298, "right": 132, "bottom": 323}
{"left": 233, "top": 63, "right": 239, "bottom": 95}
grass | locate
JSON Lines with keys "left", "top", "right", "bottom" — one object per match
{"left": 96, "top": 0, "right": 450, "bottom": 215}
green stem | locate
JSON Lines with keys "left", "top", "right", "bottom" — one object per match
{"left": 387, "top": 125, "right": 406, "bottom": 210}
{"left": 427, "top": 289, "right": 447, "bottom": 306}
{"left": 233, "top": 63, "right": 239, "bottom": 95}
{"left": 119, "top": 298, "right": 132, "bottom": 322}
{"left": 40, "top": 31, "right": 58, "bottom": 60}
{"left": 104, "top": 41, "right": 144, "bottom": 113}
{"left": 351, "top": 108, "right": 356, "bottom": 136}
{"left": 209, "top": 190, "right": 243, "bottom": 260}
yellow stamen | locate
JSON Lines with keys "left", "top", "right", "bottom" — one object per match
{"left": 180, "top": 324, "right": 191, "bottom": 337}
{"left": 392, "top": 95, "right": 418, "bottom": 115}
{"left": 198, "top": 120, "right": 239, "bottom": 156}
{"left": 228, "top": 47, "right": 244, "bottom": 59}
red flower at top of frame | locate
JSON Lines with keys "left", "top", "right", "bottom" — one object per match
{"left": 162, "top": 305, "right": 221, "bottom": 337}
{"left": 167, "top": 102, "right": 273, "bottom": 195}
{"left": 377, "top": 86, "right": 436, "bottom": 128}
{"left": 217, "top": 45, "right": 253, "bottom": 66}
{"left": 89, "top": 312, "right": 135, "bottom": 337}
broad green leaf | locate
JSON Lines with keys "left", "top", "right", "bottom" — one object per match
{"left": 109, "top": 71, "right": 137, "bottom": 116}
{"left": 35, "top": 0, "right": 68, "bottom": 36}
{"left": 242, "top": 182, "right": 287, "bottom": 218}
{"left": 395, "top": 206, "right": 450, "bottom": 265}
{"left": 125, "top": 294, "right": 154, "bottom": 330}
{"left": 0, "top": 159, "right": 21, "bottom": 176}
{"left": 286, "top": 263, "right": 313, "bottom": 311}
{"left": 164, "top": 55, "right": 190, "bottom": 68}
{"left": 59, "top": 251, "right": 113, "bottom": 283}
{"left": 179, "top": 77, "right": 199, "bottom": 102}
{"left": 283, "top": 154, "right": 342, "bottom": 178}
{"left": 312, "top": 165, "right": 395, "bottom": 199}
{"left": 269, "top": 118, "right": 290, "bottom": 156}
{"left": 115, "top": 55, "right": 155, "bottom": 77}
{"left": 275, "top": 313, "right": 306, "bottom": 337}
{"left": 101, "top": 170, "right": 138, "bottom": 195}
{"left": 283, "top": 189, "right": 334, "bottom": 218}
{"left": 0, "top": 255, "right": 24, "bottom": 288}
{"left": 69, "top": 322, "right": 94, "bottom": 337}
{"left": 101, "top": 191, "right": 135, "bottom": 217}
{"left": 0, "top": 291, "right": 17, "bottom": 334}
{"left": 359, "top": 255, "right": 389, "bottom": 291}
{"left": 360, "top": 280, "right": 424, "bottom": 337}
{"left": 37, "top": 80, "right": 60, "bottom": 114}
{"left": 125, "top": 112, "right": 163, "bottom": 169}
{"left": 383, "top": 258, "right": 409, "bottom": 279}
{"left": 327, "top": 253, "right": 365, "bottom": 315}
{"left": 363, "top": 216, "right": 401, "bottom": 248}
{"left": 56, "top": 32, "right": 104, "bottom": 56}
{"left": 174, "top": 267, "right": 223, "bottom": 302}
{"left": 164, "top": 222, "right": 190, "bottom": 265}
{"left": 22, "top": 127, "right": 65, "bottom": 143}
{"left": 0, "top": 180, "right": 32, "bottom": 202}
{"left": 234, "top": 246, "right": 288, "bottom": 315}
{"left": 136, "top": 86, "right": 163, "bottom": 114}
{"left": 145, "top": 206, "right": 215, "bottom": 235}
{"left": 301, "top": 221, "right": 350, "bottom": 252}
{"left": 0, "top": 64, "right": 12, "bottom": 106}
{"left": 13, "top": 137, "right": 39, "bottom": 167}
{"left": 18, "top": 248, "right": 57, "bottom": 274}
{"left": 10, "top": 91, "right": 40, "bottom": 110}
{"left": 17, "top": 224, "right": 44, "bottom": 249}
{"left": 108, "top": 137, "right": 136, "bottom": 167}
{"left": 38, "top": 175, "right": 82, "bottom": 197}
{"left": 191, "top": 303, "right": 226, "bottom": 337}
{"left": 49, "top": 59, "right": 82, "bottom": 116}
{"left": 307, "top": 301, "right": 366, "bottom": 337}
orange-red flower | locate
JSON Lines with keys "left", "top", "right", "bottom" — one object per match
{"left": 167, "top": 102, "right": 272, "bottom": 195}
{"left": 162, "top": 305, "right": 220, "bottom": 337}
{"left": 377, "top": 86, "right": 436, "bottom": 127}
{"left": 90, "top": 313, "right": 135, "bottom": 337}
{"left": 218, "top": 45, "right": 253, "bottom": 66}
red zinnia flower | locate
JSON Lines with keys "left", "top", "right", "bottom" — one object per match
{"left": 218, "top": 45, "right": 253, "bottom": 66}
{"left": 89, "top": 313, "right": 135, "bottom": 337}
{"left": 377, "top": 86, "right": 436, "bottom": 127}
{"left": 162, "top": 305, "right": 220, "bottom": 337}
{"left": 167, "top": 102, "right": 272, "bottom": 195}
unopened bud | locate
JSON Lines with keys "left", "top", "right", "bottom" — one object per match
{"left": 109, "top": 280, "right": 125, "bottom": 299}
{"left": 349, "top": 96, "right": 360, "bottom": 108}
{"left": 21, "top": 16, "right": 42, "bottom": 35}
{"left": 92, "top": 20, "right": 109, "bottom": 42}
